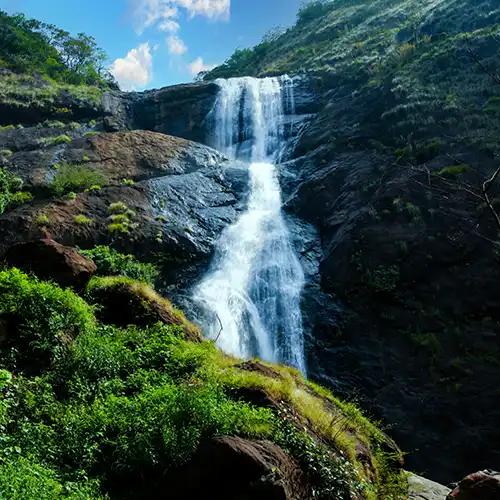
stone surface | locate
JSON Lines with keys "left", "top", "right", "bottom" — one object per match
{"left": 88, "top": 277, "right": 201, "bottom": 341}
{"left": 409, "top": 474, "right": 451, "bottom": 500}
{"left": 3, "top": 239, "right": 96, "bottom": 289}
{"left": 168, "top": 436, "right": 308, "bottom": 500}
{"left": 447, "top": 470, "right": 500, "bottom": 500}
{"left": 0, "top": 130, "right": 244, "bottom": 299}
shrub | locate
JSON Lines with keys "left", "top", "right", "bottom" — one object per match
{"left": 79, "top": 245, "right": 159, "bottom": 284}
{"left": 51, "top": 163, "right": 105, "bottom": 195}
{"left": 9, "top": 191, "right": 33, "bottom": 207}
{"left": 35, "top": 213, "right": 50, "bottom": 226}
{"left": 73, "top": 214, "right": 93, "bottom": 225}
{"left": 435, "top": 164, "right": 471, "bottom": 177}
{"left": 0, "top": 457, "right": 103, "bottom": 500}
{"left": 106, "top": 202, "right": 137, "bottom": 235}
{"left": 0, "top": 268, "right": 96, "bottom": 369}
{"left": 0, "top": 168, "right": 26, "bottom": 214}
{"left": 41, "top": 134, "right": 72, "bottom": 147}
{"left": 122, "top": 178, "right": 135, "bottom": 186}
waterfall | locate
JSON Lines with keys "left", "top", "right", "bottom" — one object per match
{"left": 193, "top": 76, "right": 306, "bottom": 373}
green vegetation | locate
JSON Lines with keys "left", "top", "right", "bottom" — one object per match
{"left": 435, "top": 164, "right": 471, "bottom": 177}
{"left": 34, "top": 213, "right": 50, "bottom": 226}
{"left": 0, "top": 167, "right": 32, "bottom": 214}
{"left": 0, "top": 267, "right": 405, "bottom": 499}
{"left": 73, "top": 214, "right": 93, "bottom": 226}
{"left": 41, "top": 134, "right": 72, "bottom": 147}
{"left": 80, "top": 245, "right": 159, "bottom": 285}
{"left": 51, "top": 163, "right": 105, "bottom": 195}
{"left": 0, "top": 72, "right": 103, "bottom": 115}
{"left": 0, "top": 9, "right": 113, "bottom": 87}
{"left": 107, "top": 202, "right": 137, "bottom": 235}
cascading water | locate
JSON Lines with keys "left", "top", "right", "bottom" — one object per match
{"left": 193, "top": 76, "right": 306, "bottom": 373}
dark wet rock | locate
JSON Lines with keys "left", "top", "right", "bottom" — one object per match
{"left": 3, "top": 239, "right": 96, "bottom": 289}
{"left": 168, "top": 436, "right": 308, "bottom": 500}
{"left": 283, "top": 137, "right": 500, "bottom": 482}
{"left": 447, "top": 470, "right": 500, "bottom": 500}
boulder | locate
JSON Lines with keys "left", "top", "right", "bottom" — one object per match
{"left": 3, "top": 239, "right": 96, "bottom": 289}
{"left": 168, "top": 436, "right": 308, "bottom": 500}
{"left": 408, "top": 473, "right": 451, "bottom": 499}
{"left": 447, "top": 470, "right": 500, "bottom": 500}
{"left": 86, "top": 276, "right": 201, "bottom": 341}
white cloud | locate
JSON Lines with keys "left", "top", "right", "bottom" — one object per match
{"left": 131, "top": 0, "right": 230, "bottom": 34}
{"left": 110, "top": 43, "right": 153, "bottom": 91}
{"left": 176, "top": 0, "right": 230, "bottom": 19}
{"left": 167, "top": 35, "right": 188, "bottom": 55}
{"left": 159, "top": 19, "right": 180, "bottom": 32}
{"left": 188, "top": 56, "right": 216, "bottom": 76}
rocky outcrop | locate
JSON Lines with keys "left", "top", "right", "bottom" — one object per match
{"left": 86, "top": 276, "right": 201, "bottom": 341}
{"left": 283, "top": 137, "right": 500, "bottom": 481}
{"left": 169, "top": 436, "right": 308, "bottom": 500}
{"left": 408, "top": 474, "right": 451, "bottom": 500}
{"left": 0, "top": 129, "right": 245, "bottom": 298}
{"left": 3, "top": 238, "right": 96, "bottom": 289}
{"left": 447, "top": 470, "right": 500, "bottom": 500}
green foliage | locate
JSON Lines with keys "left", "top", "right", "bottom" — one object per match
{"left": 0, "top": 167, "right": 27, "bottom": 215}
{"left": 0, "top": 9, "right": 113, "bottom": 87}
{"left": 41, "top": 134, "right": 72, "bottom": 147}
{"left": 106, "top": 202, "right": 137, "bottom": 235}
{"left": 0, "top": 456, "right": 103, "bottom": 500}
{"left": 0, "top": 268, "right": 96, "bottom": 369}
{"left": 435, "top": 164, "right": 471, "bottom": 177}
{"left": 73, "top": 214, "right": 93, "bottom": 226}
{"left": 0, "top": 265, "right": 404, "bottom": 498}
{"left": 51, "top": 163, "right": 105, "bottom": 195}
{"left": 274, "top": 416, "right": 364, "bottom": 499}
{"left": 35, "top": 213, "right": 50, "bottom": 226}
{"left": 297, "top": 0, "right": 333, "bottom": 25}
{"left": 80, "top": 245, "right": 159, "bottom": 285}
{"left": 121, "top": 178, "right": 135, "bottom": 186}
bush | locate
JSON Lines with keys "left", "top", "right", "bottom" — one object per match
{"left": 41, "top": 134, "right": 72, "bottom": 147}
{"left": 73, "top": 214, "right": 93, "bottom": 225}
{"left": 79, "top": 245, "right": 159, "bottom": 284}
{"left": 0, "top": 168, "right": 25, "bottom": 214}
{"left": 0, "top": 457, "right": 102, "bottom": 500}
{"left": 35, "top": 213, "right": 50, "bottom": 225}
{"left": 0, "top": 268, "right": 96, "bottom": 369}
{"left": 51, "top": 163, "right": 105, "bottom": 196}
{"left": 106, "top": 202, "right": 136, "bottom": 235}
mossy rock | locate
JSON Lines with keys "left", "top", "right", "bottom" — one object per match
{"left": 86, "top": 276, "right": 201, "bottom": 341}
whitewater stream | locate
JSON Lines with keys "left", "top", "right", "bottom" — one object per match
{"left": 193, "top": 76, "right": 306, "bottom": 373}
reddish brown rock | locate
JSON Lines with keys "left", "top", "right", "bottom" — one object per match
{"left": 3, "top": 239, "right": 96, "bottom": 289}
{"left": 168, "top": 436, "right": 308, "bottom": 500}
{"left": 447, "top": 470, "right": 500, "bottom": 500}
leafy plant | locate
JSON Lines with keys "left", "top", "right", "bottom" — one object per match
{"left": 73, "top": 214, "right": 93, "bottom": 225}
{"left": 51, "top": 163, "right": 105, "bottom": 195}
{"left": 79, "top": 245, "right": 159, "bottom": 284}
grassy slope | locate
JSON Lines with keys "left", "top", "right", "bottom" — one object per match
{"left": 0, "top": 262, "right": 406, "bottom": 500}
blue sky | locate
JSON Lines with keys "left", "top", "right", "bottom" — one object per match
{"left": 1, "top": 0, "right": 303, "bottom": 90}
